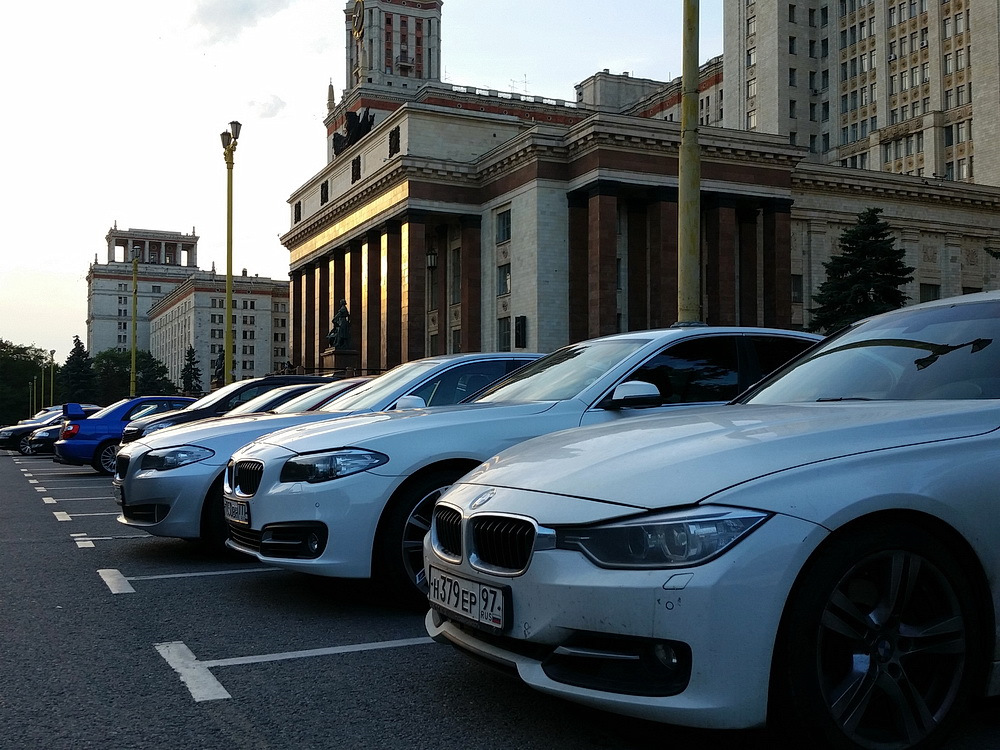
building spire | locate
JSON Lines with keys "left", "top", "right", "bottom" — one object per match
{"left": 328, "top": 80, "right": 337, "bottom": 114}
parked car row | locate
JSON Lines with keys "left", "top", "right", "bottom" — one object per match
{"left": 20, "top": 298, "right": 997, "bottom": 749}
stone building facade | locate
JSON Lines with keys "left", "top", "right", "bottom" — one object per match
{"left": 280, "top": 1, "right": 1000, "bottom": 376}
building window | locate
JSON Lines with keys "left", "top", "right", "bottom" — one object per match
{"left": 152, "top": 285, "right": 161, "bottom": 293}
{"left": 496, "top": 316, "right": 512, "bottom": 352}
{"left": 747, "top": 78, "right": 757, "bottom": 98}
{"left": 789, "top": 36, "right": 797, "bottom": 54}
{"left": 746, "top": 47, "right": 756, "bottom": 67}
{"left": 496, "top": 263, "right": 511, "bottom": 296}
{"left": 388, "top": 125, "right": 401, "bottom": 157}
{"left": 320, "top": 181, "right": 329, "bottom": 205}
{"left": 747, "top": 110, "right": 757, "bottom": 130}
{"left": 789, "top": 68, "right": 797, "bottom": 86}
{"left": 450, "top": 247, "right": 462, "bottom": 305}
{"left": 496, "top": 208, "right": 511, "bottom": 244}
{"left": 747, "top": 16, "right": 756, "bottom": 36}
{"left": 351, "top": 156, "right": 362, "bottom": 183}
{"left": 919, "top": 284, "right": 941, "bottom": 302}
{"left": 791, "top": 274, "right": 804, "bottom": 303}
{"left": 789, "top": 99, "right": 797, "bottom": 118}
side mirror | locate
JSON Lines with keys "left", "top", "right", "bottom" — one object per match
{"left": 63, "top": 403, "right": 86, "bottom": 420}
{"left": 603, "top": 381, "right": 662, "bottom": 410}
{"left": 392, "top": 395, "right": 426, "bottom": 410}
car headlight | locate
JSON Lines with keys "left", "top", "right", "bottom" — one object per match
{"left": 0, "top": 431, "right": 10, "bottom": 438}
{"left": 556, "top": 508, "right": 770, "bottom": 568}
{"left": 140, "top": 445, "right": 215, "bottom": 471}
{"left": 279, "top": 449, "right": 388, "bottom": 484}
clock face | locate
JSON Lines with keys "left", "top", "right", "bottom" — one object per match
{"left": 352, "top": 0, "right": 364, "bottom": 37}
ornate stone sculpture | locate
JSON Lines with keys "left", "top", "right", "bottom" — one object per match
{"left": 328, "top": 299, "right": 351, "bottom": 349}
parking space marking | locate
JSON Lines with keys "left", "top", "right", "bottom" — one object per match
{"left": 43, "top": 497, "right": 57, "bottom": 504}
{"left": 54, "top": 511, "right": 118, "bottom": 521}
{"left": 71, "top": 532, "right": 146, "bottom": 548}
{"left": 41, "top": 495, "right": 116, "bottom": 501}
{"left": 98, "top": 569, "right": 136, "bottom": 594}
{"left": 35, "top": 485, "right": 111, "bottom": 491}
{"left": 28, "top": 479, "right": 38, "bottom": 484}
{"left": 35, "top": 487, "right": 47, "bottom": 492}
{"left": 155, "top": 636, "right": 434, "bottom": 702}
{"left": 98, "top": 567, "right": 279, "bottom": 594}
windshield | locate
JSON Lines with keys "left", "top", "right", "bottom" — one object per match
{"left": 317, "top": 360, "right": 440, "bottom": 412}
{"left": 89, "top": 399, "right": 129, "bottom": 419}
{"left": 746, "top": 300, "right": 1000, "bottom": 403}
{"left": 179, "top": 379, "right": 252, "bottom": 411}
{"left": 225, "top": 387, "right": 302, "bottom": 416}
{"left": 472, "top": 339, "right": 650, "bottom": 403}
{"left": 274, "top": 378, "right": 369, "bottom": 414}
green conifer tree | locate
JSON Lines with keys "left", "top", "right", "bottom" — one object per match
{"left": 809, "top": 207, "right": 915, "bottom": 333}
{"left": 180, "top": 345, "right": 203, "bottom": 395}
{"left": 58, "top": 336, "right": 97, "bottom": 404}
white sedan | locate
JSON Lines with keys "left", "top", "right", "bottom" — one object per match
{"left": 222, "top": 326, "right": 819, "bottom": 600}
{"left": 114, "top": 352, "right": 535, "bottom": 547}
{"left": 424, "top": 292, "right": 1000, "bottom": 750}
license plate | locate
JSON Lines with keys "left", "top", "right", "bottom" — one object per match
{"left": 428, "top": 566, "right": 507, "bottom": 631}
{"left": 224, "top": 498, "right": 250, "bottom": 525}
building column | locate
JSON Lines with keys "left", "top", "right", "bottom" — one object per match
{"left": 626, "top": 202, "right": 648, "bottom": 331}
{"left": 361, "top": 230, "right": 382, "bottom": 373}
{"left": 942, "top": 233, "right": 963, "bottom": 299}
{"left": 761, "top": 199, "right": 793, "bottom": 328}
{"left": 589, "top": 185, "right": 619, "bottom": 338}
{"left": 567, "top": 192, "right": 590, "bottom": 343}
{"left": 315, "top": 259, "right": 330, "bottom": 370}
{"left": 459, "top": 215, "right": 482, "bottom": 353}
{"left": 704, "top": 196, "right": 739, "bottom": 325}
{"left": 401, "top": 215, "right": 427, "bottom": 363}
{"left": 738, "top": 207, "right": 761, "bottom": 325}
{"left": 647, "top": 188, "right": 679, "bottom": 329}
{"left": 344, "top": 240, "right": 363, "bottom": 362}
{"left": 291, "top": 269, "right": 304, "bottom": 370}
{"left": 303, "top": 264, "right": 317, "bottom": 372}
{"left": 381, "top": 221, "right": 403, "bottom": 370}
{"left": 429, "top": 224, "right": 449, "bottom": 355}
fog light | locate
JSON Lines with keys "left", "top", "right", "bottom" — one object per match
{"left": 652, "top": 642, "right": 679, "bottom": 669}
{"left": 307, "top": 532, "right": 321, "bottom": 554}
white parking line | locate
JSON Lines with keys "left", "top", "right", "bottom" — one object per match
{"left": 97, "top": 567, "right": 279, "bottom": 594}
{"left": 43, "top": 496, "right": 116, "bottom": 501}
{"left": 155, "top": 636, "right": 434, "bottom": 702}
{"left": 43, "top": 497, "right": 57, "bottom": 504}
{"left": 71, "top": 532, "right": 146, "bottom": 548}
{"left": 54, "top": 512, "right": 72, "bottom": 522}
{"left": 28, "top": 479, "right": 38, "bottom": 484}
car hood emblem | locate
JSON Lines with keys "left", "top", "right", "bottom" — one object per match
{"left": 470, "top": 488, "right": 496, "bottom": 509}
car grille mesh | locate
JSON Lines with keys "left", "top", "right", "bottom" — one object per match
{"left": 433, "top": 505, "right": 463, "bottom": 558}
{"left": 115, "top": 455, "right": 130, "bottom": 479}
{"left": 228, "top": 523, "right": 262, "bottom": 552}
{"left": 231, "top": 460, "right": 264, "bottom": 497}
{"left": 472, "top": 516, "right": 535, "bottom": 572}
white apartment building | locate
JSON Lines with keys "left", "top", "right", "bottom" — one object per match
{"left": 723, "top": 0, "right": 998, "bottom": 185}
{"left": 148, "top": 272, "right": 291, "bottom": 393}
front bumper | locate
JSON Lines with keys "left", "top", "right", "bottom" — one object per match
{"left": 423, "top": 512, "right": 826, "bottom": 730}
{"left": 224, "top": 468, "right": 401, "bottom": 578}
{"left": 114, "top": 444, "right": 224, "bottom": 539}
{"left": 54, "top": 440, "right": 92, "bottom": 466}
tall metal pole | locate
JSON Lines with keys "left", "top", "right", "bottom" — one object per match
{"left": 50, "top": 350, "right": 55, "bottom": 405}
{"left": 130, "top": 246, "right": 139, "bottom": 396}
{"left": 221, "top": 123, "right": 240, "bottom": 387}
{"left": 677, "top": 0, "right": 702, "bottom": 323}
{"left": 40, "top": 362, "right": 45, "bottom": 409}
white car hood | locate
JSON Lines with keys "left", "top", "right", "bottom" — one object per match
{"left": 255, "top": 401, "right": 560, "bottom": 453}
{"left": 460, "top": 401, "right": 1000, "bottom": 509}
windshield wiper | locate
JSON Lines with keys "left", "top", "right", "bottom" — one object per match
{"left": 815, "top": 396, "right": 874, "bottom": 402}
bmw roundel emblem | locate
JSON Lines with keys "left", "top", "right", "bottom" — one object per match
{"left": 470, "top": 488, "right": 496, "bottom": 509}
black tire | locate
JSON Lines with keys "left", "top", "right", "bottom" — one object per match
{"left": 18, "top": 436, "right": 35, "bottom": 456}
{"left": 771, "top": 523, "right": 983, "bottom": 750}
{"left": 374, "top": 468, "right": 466, "bottom": 604}
{"left": 92, "top": 441, "right": 119, "bottom": 475}
{"left": 199, "top": 476, "right": 229, "bottom": 550}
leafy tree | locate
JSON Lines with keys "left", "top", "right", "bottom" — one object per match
{"left": 92, "top": 349, "right": 178, "bottom": 404}
{"left": 809, "top": 207, "right": 915, "bottom": 333}
{"left": 58, "top": 336, "right": 97, "bottom": 405}
{"left": 0, "top": 339, "right": 55, "bottom": 425}
{"left": 180, "top": 345, "right": 203, "bottom": 395}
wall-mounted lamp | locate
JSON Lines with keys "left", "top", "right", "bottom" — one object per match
{"left": 426, "top": 248, "right": 438, "bottom": 270}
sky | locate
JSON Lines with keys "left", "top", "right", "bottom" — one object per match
{"left": 0, "top": 0, "right": 723, "bottom": 363}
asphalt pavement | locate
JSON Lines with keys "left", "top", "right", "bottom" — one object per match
{"left": 1, "top": 450, "right": 998, "bottom": 749}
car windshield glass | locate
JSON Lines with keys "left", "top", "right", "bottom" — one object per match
{"left": 225, "top": 388, "right": 299, "bottom": 416}
{"left": 89, "top": 399, "right": 129, "bottom": 419}
{"left": 128, "top": 403, "right": 165, "bottom": 421}
{"left": 275, "top": 379, "right": 366, "bottom": 413}
{"left": 746, "top": 300, "right": 1000, "bottom": 403}
{"left": 472, "top": 339, "right": 650, "bottom": 404}
{"left": 317, "top": 361, "right": 439, "bottom": 412}
{"left": 179, "top": 379, "right": 251, "bottom": 411}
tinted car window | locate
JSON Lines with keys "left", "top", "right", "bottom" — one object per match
{"left": 224, "top": 385, "right": 270, "bottom": 410}
{"left": 126, "top": 401, "right": 176, "bottom": 421}
{"left": 628, "top": 336, "right": 740, "bottom": 404}
{"left": 408, "top": 360, "right": 509, "bottom": 406}
{"left": 749, "top": 335, "right": 817, "bottom": 380}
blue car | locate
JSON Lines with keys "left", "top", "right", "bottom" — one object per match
{"left": 55, "top": 396, "right": 195, "bottom": 474}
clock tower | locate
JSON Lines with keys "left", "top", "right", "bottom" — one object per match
{"left": 345, "top": 0, "right": 443, "bottom": 90}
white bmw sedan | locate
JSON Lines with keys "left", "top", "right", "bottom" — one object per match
{"left": 424, "top": 292, "right": 1000, "bottom": 750}
{"left": 222, "top": 326, "right": 819, "bottom": 600}
{"left": 114, "top": 352, "right": 535, "bottom": 547}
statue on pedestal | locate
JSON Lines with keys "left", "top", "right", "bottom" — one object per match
{"left": 327, "top": 299, "right": 351, "bottom": 350}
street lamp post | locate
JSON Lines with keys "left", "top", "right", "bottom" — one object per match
{"left": 28, "top": 379, "right": 33, "bottom": 418}
{"left": 40, "top": 360, "right": 45, "bottom": 409}
{"left": 130, "top": 244, "right": 141, "bottom": 396}
{"left": 50, "top": 350, "right": 55, "bottom": 405}
{"left": 220, "top": 121, "right": 242, "bottom": 386}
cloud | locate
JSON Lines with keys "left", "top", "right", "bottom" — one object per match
{"left": 250, "top": 94, "right": 287, "bottom": 118}
{"left": 191, "top": 0, "right": 295, "bottom": 43}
